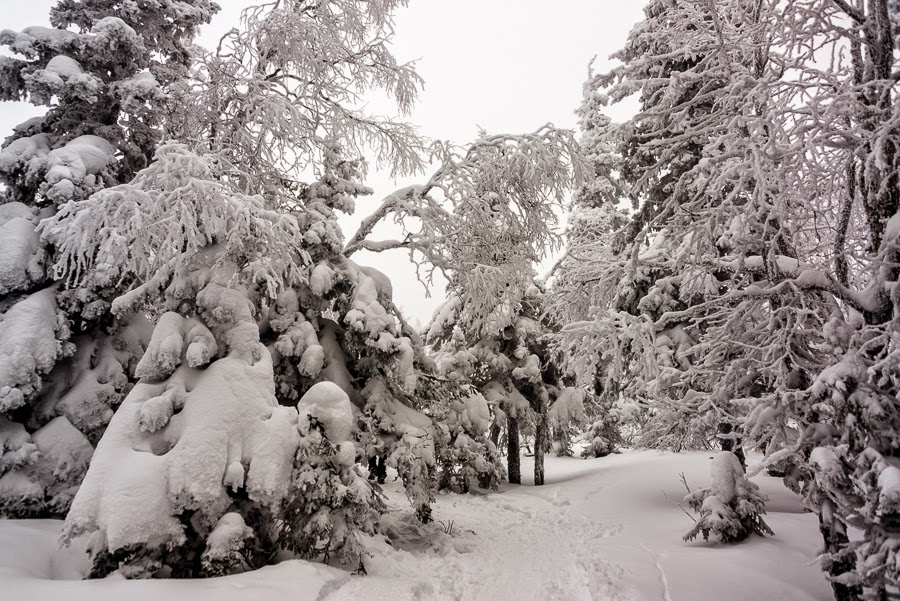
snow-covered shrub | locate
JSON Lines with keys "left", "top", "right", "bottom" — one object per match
{"left": 281, "top": 383, "right": 382, "bottom": 568}
{"left": 62, "top": 262, "right": 302, "bottom": 578}
{"left": 581, "top": 417, "right": 617, "bottom": 459}
{"left": 435, "top": 390, "right": 505, "bottom": 493}
{"left": 683, "top": 452, "right": 773, "bottom": 543}
{"left": 262, "top": 253, "right": 444, "bottom": 523}
{"left": 200, "top": 513, "right": 255, "bottom": 577}
{"left": 547, "top": 386, "right": 587, "bottom": 457}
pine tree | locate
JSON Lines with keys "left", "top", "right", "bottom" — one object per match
{"left": 683, "top": 451, "right": 773, "bottom": 543}
{"left": 556, "top": 1, "right": 900, "bottom": 597}
{"left": 428, "top": 283, "right": 584, "bottom": 486}
{"left": 0, "top": 0, "right": 215, "bottom": 518}
{"left": 51, "top": 0, "right": 430, "bottom": 577}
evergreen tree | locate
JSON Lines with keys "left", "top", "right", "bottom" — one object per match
{"left": 558, "top": 1, "right": 900, "bottom": 597}
{"left": 683, "top": 451, "right": 773, "bottom": 543}
{"left": 428, "top": 283, "right": 584, "bottom": 486}
{"left": 0, "top": 0, "right": 215, "bottom": 518}
{"left": 51, "top": 0, "right": 430, "bottom": 577}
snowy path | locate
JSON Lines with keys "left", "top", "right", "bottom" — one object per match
{"left": 325, "top": 450, "right": 830, "bottom": 601}
{"left": 0, "top": 450, "right": 831, "bottom": 601}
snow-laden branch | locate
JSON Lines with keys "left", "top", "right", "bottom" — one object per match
{"left": 345, "top": 124, "right": 585, "bottom": 333}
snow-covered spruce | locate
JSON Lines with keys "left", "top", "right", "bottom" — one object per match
{"left": 61, "top": 263, "right": 302, "bottom": 578}
{"left": 683, "top": 452, "right": 774, "bottom": 544}
{"left": 428, "top": 283, "right": 586, "bottom": 486}
{"left": 281, "top": 382, "right": 382, "bottom": 569}
{"left": 0, "top": 0, "right": 214, "bottom": 518}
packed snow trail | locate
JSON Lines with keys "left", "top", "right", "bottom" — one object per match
{"left": 0, "top": 450, "right": 830, "bottom": 601}
{"left": 322, "top": 450, "right": 829, "bottom": 601}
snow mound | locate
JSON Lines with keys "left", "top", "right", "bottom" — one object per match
{"left": 297, "top": 382, "right": 355, "bottom": 443}
{"left": 0, "top": 288, "right": 67, "bottom": 411}
{"left": 0, "top": 213, "right": 44, "bottom": 296}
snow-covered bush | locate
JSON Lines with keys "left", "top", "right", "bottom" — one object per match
{"left": 581, "top": 417, "right": 617, "bottom": 459}
{"left": 683, "top": 452, "right": 773, "bottom": 544}
{"left": 199, "top": 513, "right": 255, "bottom": 577}
{"left": 62, "top": 259, "right": 302, "bottom": 578}
{"left": 281, "top": 383, "right": 382, "bottom": 568}
{"left": 434, "top": 389, "right": 505, "bottom": 493}
{"left": 547, "top": 387, "right": 587, "bottom": 457}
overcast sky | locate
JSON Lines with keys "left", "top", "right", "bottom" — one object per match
{"left": 1, "top": 0, "right": 646, "bottom": 326}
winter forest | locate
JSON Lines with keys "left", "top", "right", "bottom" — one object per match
{"left": 0, "top": 0, "right": 898, "bottom": 599}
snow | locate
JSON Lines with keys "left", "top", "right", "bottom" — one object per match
{"left": 0, "top": 287, "right": 65, "bottom": 411}
{"left": 345, "top": 273, "right": 396, "bottom": 337}
{"left": 0, "top": 135, "right": 51, "bottom": 173}
{"left": 310, "top": 263, "right": 336, "bottom": 296}
{"left": 1, "top": 450, "right": 828, "bottom": 599}
{"left": 297, "top": 382, "right": 356, "bottom": 444}
{"left": 63, "top": 302, "right": 301, "bottom": 551}
{"left": 44, "top": 135, "right": 116, "bottom": 201}
{"left": 44, "top": 55, "right": 84, "bottom": 79}
{"left": 0, "top": 215, "right": 44, "bottom": 296}
{"left": 0, "top": 417, "right": 94, "bottom": 514}
{"left": 202, "top": 512, "right": 253, "bottom": 570}
{"left": 0, "top": 519, "right": 346, "bottom": 600}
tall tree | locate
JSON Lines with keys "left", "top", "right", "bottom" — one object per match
{"left": 50, "top": 0, "right": 432, "bottom": 577}
{"left": 560, "top": 1, "right": 900, "bottom": 598}
{"left": 0, "top": 0, "right": 216, "bottom": 518}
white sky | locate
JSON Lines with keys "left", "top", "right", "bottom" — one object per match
{"left": 0, "top": 0, "right": 646, "bottom": 327}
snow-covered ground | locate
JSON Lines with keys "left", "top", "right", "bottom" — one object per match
{"left": 0, "top": 450, "right": 830, "bottom": 601}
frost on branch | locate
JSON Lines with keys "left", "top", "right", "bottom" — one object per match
{"left": 42, "top": 143, "right": 311, "bottom": 314}
{"left": 345, "top": 125, "right": 584, "bottom": 336}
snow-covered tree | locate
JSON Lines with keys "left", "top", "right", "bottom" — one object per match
{"left": 558, "top": 0, "right": 810, "bottom": 457}
{"left": 547, "top": 64, "right": 628, "bottom": 458}
{"left": 428, "top": 283, "right": 585, "bottom": 486}
{"left": 343, "top": 124, "right": 584, "bottom": 334}
{"left": 552, "top": 0, "right": 899, "bottom": 597}
{"left": 765, "top": 2, "right": 900, "bottom": 597}
{"left": 48, "top": 0, "right": 431, "bottom": 576}
{"left": 683, "top": 451, "right": 773, "bottom": 543}
{"left": 0, "top": 0, "right": 215, "bottom": 518}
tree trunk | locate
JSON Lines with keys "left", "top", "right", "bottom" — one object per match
{"left": 490, "top": 422, "right": 501, "bottom": 448}
{"left": 818, "top": 500, "right": 862, "bottom": 601}
{"left": 507, "top": 415, "right": 520, "bottom": 485}
{"left": 534, "top": 410, "right": 546, "bottom": 486}
{"left": 718, "top": 422, "right": 747, "bottom": 471}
